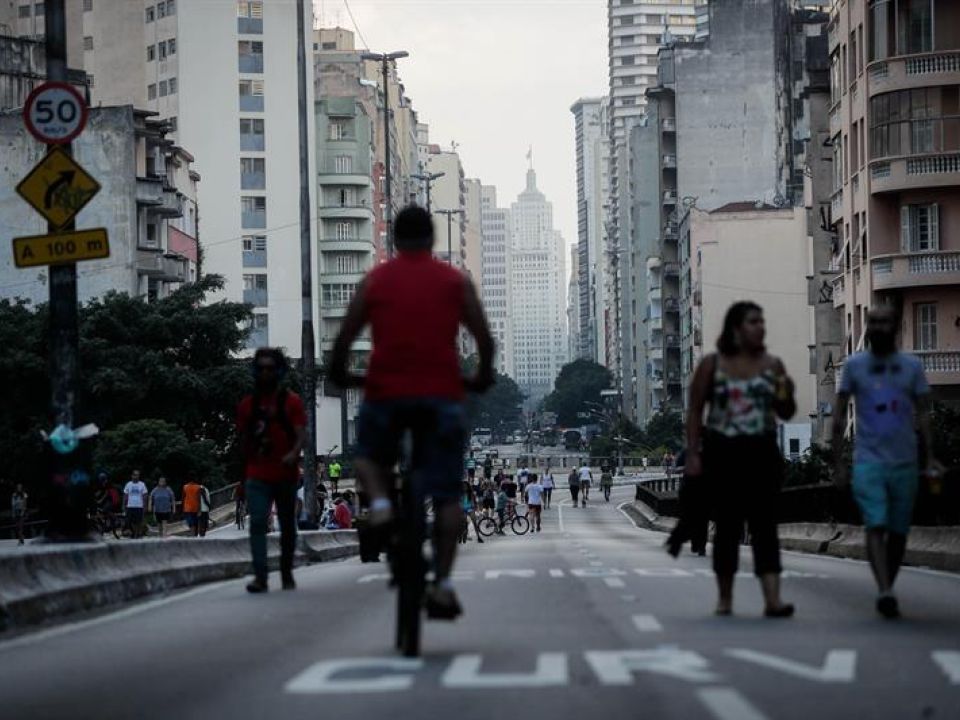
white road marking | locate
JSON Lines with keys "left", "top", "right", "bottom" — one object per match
{"left": 590, "top": 561, "right": 604, "bottom": 567}
{"left": 484, "top": 569, "right": 536, "bottom": 580}
{"left": 549, "top": 569, "right": 565, "bottom": 577}
{"left": 698, "top": 687, "right": 770, "bottom": 720}
{"left": 634, "top": 568, "right": 696, "bottom": 577}
{"left": 632, "top": 614, "right": 663, "bottom": 632}
{"left": 725, "top": 649, "right": 856, "bottom": 683}
{"left": 585, "top": 648, "right": 719, "bottom": 684}
{"left": 441, "top": 653, "right": 568, "bottom": 688}
{"left": 932, "top": 651, "right": 960, "bottom": 684}
{"left": 0, "top": 579, "right": 233, "bottom": 652}
{"left": 571, "top": 567, "right": 628, "bottom": 578}
{"left": 604, "top": 577, "right": 626, "bottom": 588}
{"left": 621, "top": 594, "right": 638, "bottom": 602}
{"left": 286, "top": 658, "right": 423, "bottom": 694}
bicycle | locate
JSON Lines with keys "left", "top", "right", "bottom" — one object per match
{"left": 476, "top": 502, "right": 530, "bottom": 537}
{"left": 390, "top": 466, "right": 427, "bottom": 658}
{"left": 90, "top": 508, "right": 120, "bottom": 539}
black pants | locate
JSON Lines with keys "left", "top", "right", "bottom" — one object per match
{"left": 570, "top": 486, "right": 580, "bottom": 504}
{"left": 248, "top": 479, "right": 296, "bottom": 582}
{"left": 706, "top": 433, "right": 783, "bottom": 577}
{"left": 543, "top": 488, "right": 553, "bottom": 506}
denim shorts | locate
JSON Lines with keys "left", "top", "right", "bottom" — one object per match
{"left": 852, "top": 462, "right": 918, "bottom": 536}
{"left": 356, "top": 398, "right": 466, "bottom": 500}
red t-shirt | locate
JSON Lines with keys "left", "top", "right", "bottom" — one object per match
{"left": 364, "top": 251, "right": 465, "bottom": 401}
{"left": 334, "top": 502, "right": 352, "bottom": 529}
{"left": 237, "top": 390, "right": 307, "bottom": 483}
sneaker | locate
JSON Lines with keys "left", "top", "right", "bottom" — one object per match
{"left": 246, "top": 578, "right": 268, "bottom": 594}
{"left": 281, "top": 574, "right": 296, "bottom": 591}
{"left": 877, "top": 593, "right": 900, "bottom": 619}
{"left": 425, "top": 584, "right": 463, "bottom": 620}
{"left": 764, "top": 603, "right": 795, "bottom": 619}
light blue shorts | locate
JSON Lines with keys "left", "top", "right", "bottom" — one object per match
{"left": 852, "top": 462, "right": 918, "bottom": 536}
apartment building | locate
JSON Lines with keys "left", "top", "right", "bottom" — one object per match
{"left": 0, "top": 106, "right": 198, "bottom": 304}
{"left": 829, "top": 0, "right": 960, "bottom": 405}
{"left": 36, "top": 0, "right": 318, "bottom": 352}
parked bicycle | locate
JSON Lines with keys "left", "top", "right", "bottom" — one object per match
{"left": 476, "top": 502, "right": 530, "bottom": 537}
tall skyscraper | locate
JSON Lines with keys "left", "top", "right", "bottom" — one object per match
{"left": 509, "top": 166, "right": 568, "bottom": 406}
{"left": 480, "top": 185, "right": 513, "bottom": 378}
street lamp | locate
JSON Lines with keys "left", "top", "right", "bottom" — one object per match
{"left": 411, "top": 171, "right": 445, "bottom": 212}
{"left": 361, "top": 50, "right": 409, "bottom": 258}
{"left": 435, "top": 209, "right": 464, "bottom": 266}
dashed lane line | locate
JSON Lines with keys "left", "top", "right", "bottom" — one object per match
{"left": 604, "top": 577, "right": 626, "bottom": 589}
{"left": 697, "top": 687, "right": 770, "bottom": 720}
{"left": 631, "top": 614, "right": 663, "bottom": 632}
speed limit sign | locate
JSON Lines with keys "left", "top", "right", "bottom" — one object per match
{"left": 23, "top": 81, "right": 88, "bottom": 145}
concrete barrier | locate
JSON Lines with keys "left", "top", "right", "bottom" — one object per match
{"left": 0, "top": 530, "right": 359, "bottom": 632}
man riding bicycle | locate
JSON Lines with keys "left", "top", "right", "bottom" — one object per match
{"left": 329, "top": 205, "right": 494, "bottom": 620}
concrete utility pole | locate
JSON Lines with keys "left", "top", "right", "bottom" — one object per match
{"left": 44, "top": 0, "right": 88, "bottom": 541}
{"left": 411, "top": 171, "right": 444, "bottom": 212}
{"left": 361, "top": 51, "right": 408, "bottom": 257}
{"left": 295, "top": 0, "right": 318, "bottom": 523}
{"left": 436, "top": 209, "right": 463, "bottom": 266}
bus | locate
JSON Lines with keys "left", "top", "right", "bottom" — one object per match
{"left": 471, "top": 427, "right": 492, "bottom": 448}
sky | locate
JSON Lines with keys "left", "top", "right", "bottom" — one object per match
{"left": 314, "top": 0, "right": 609, "bottom": 255}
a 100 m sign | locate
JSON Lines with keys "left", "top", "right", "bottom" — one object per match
{"left": 12, "top": 228, "right": 110, "bottom": 268}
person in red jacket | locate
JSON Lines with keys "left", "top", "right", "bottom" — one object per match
{"left": 329, "top": 205, "right": 494, "bottom": 620}
{"left": 237, "top": 348, "right": 307, "bottom": 593}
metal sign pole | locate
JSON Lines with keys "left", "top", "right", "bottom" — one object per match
{"left": 43, "top": 0, "right": 88, "bottom": 541}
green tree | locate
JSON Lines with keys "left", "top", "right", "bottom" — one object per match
{"left": 644, "top": 411, "right": 684, "bottom": 452}
{"left": 0, "top": 276, "right": 253, "bottom": 496}
{"left": 543, "top": 359, "right": 613, "bottom": 426}
{"left": 462, "top": 355, "right": 524, "bottom": 437}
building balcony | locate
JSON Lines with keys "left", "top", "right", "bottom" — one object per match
{"left": 663, "top": 190, "right": 677, "bottom": 205}
{"left": 665, "top": 333, "right": 680, "bottom": 349}
{"left": 872, "top": 251, "right": 960, "bottom": 291}
{"left": 648, "top": 286, "right": 662, "bottom": 302}
{"left": 241, "top": 171, "right": 266, "bottom": 190}
{"left": 870, "top": 152, "right": 960, "bottom": 195}
{"left": 649, "top": 346, "right": 664, "bottom": 362}
{"left": 136, "top": 250, "right": 188, "bottom": 282}
{"left": 830, "top": 188, "right": 843, "bottom": 222}
{"left": 829, "top": 102, "right": 843, "bottom": 138}
{"left": 664, "top": 297, "right": 679, "bottom": 313}
{"left": 661, "top": 117, "right": 676, "bottom": 133}
{"left": 239, "top": 94, "right": 264, "bottom": 112}
{"left": 663, "top": 261, "right": 680, "bottom": 278}
{"left": 319, "top": 205, "right": 374, "bottom": 220}
{"left": 867, "top": 52, "right": 960, "bottom": 99}
{"left": 136, "top": 177, "right": 163, "bottom": 206}
{"left": 649, "top": 374, "right": 664, "bottom": 390}
{"left": 317, "top": 171, "right": 370, "bottom": 186}
{"left": 238, "top": 17, "right": 263, "bottom": 34}
{"left": 663, "top": 222, "right": 678, "bottom": 242}
{"left": 319, "top": 238, "right": 374, "bottom": 253}
{"left": 243, "top": 287, "right": 268, "bottom": 307}
{"left": 239, "top": 54, "right": 264, "bottom": 74}
{"left": 243, "top": 249, "right": 267, "bottom": 268}
{"left": 240, "top": 134, "right": 265, "bottom": 152}
{"left": 649, "top": 315, "right": 663, "bottom": 332}
{"left": 832, "top": 274, "right": 845, "bottom": 308}
{"left": 915, "top": 350, "right": 960, "bottom": 386}
{"left": 662, "top": 154, "right": 677, "bottom": 169}
{"left": 242, "top": 210, "right": 266, "bottom": 229}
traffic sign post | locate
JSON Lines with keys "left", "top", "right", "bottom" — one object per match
{"left": 13, "top": 228, "right": 110, "bottom": 268}
{"left": 23, "top": 80, "right": 88, "bottom": 145}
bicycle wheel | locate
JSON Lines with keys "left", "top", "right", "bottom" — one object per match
{"left": 511, "top": 514, "right": 531, "bottom": 535}
{"left": 395, "top": 481, "right": 425, "bottom": 658}
{"left": 477, "top": 516, "right": 497, "bottom": 537}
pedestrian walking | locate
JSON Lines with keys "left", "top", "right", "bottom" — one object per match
{"left": 234, "top": 480, "right": 247, "bottom": 530}
{"left": 481, "top": 479, "right": 496, "bottom": 518}
{"left": 601, "top": 467, "right": 614, "bottom": 502}
{"left": 578, "top": 463, "right": 593, "bottom": 507}
{"left": 198, "top": 482, "right": 212, "bottom": 537}
{"left": 11, "top": 483, "right": 27, "bottom": 545}
{"left": 460, "top": 481, "right": 484, "bottom": 543}
{"left": 568, "top": 467, "right": 581, "bottom": 507}
{"left": 328, "top": 458, "right": 342, "bottom": 494}
{"left": 541, "top": 467, "right": 555, "bottom": 508}
{"left": 466, "top": 452, "right": 477, "bottom": 483}
{"left": 182, "top": 476, "right": 202, "bottom": 536}
{"left": 684, "top": 301, "right": 795, "bottom": 618}
{"left": 237, "top": 347, "right": 307, "bottom": 593}
{"left": 525, "top": 474, "right": 544, "bottom": 532}
{"left": 832, "top": 306, "right": 941, "bottom": 620}
{"left": 123, "top": 470, "right": 148, "bottom": 539}
{"left": 149, "top": 477, "right": 176, "bottom": 538}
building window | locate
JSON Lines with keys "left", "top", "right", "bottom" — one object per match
{"left": 240, "top": 118, "right": 265, "bottom": 150}
{"left": 159, "top": 40, "right": 167, "bottom": 60}
{"left": 334, "top": 155, "right": 353, "bottom": 173}
{"left": 33, "top": 2, "right": 43, "bottom": 15}
{"left": 83, "top": 36, "right": 93, "bottom": 51}
{"left": 168, "top": 77, "right": 177, "bottom": 94}
{"left": 900, "top": 204, "right": 939, "bottom": 252}
{"left": 159, "top": 80, "right": 168, "bottom": 97}
{"left": 83, "top": 0, "right": 93, "bottom": 10}
{"left": 165, "top": 0, "right": 175, "bottom": 14}
{"left": 18, "top": 4, "right": 30, "bottom": 18}
{"left": 237, "top": 0, "right": 263, "bottom": 18}
{"left": 243, "top": 235, "right": 267, "bottom": 252}
{"left": 335, "top": 222, "right": 354, "bottom": 240}
{"left": 168, "top": 116, "right": 177, "bottom": 131}
{"left": 321, "top": 283, "right": 358, "bottom": 306}
{"left": 243, "top": 274, "right": 268, "bottom": 291}
{"left": 914, "top": 303, "right": 937, "bottom": 351}
{"left": 239, "top": 40, "right": 264, "bottom": 73}
{"left": 157, "top": 0, "right": 166, "bottom": 18}
{"left": 241, "top": 196, "right": 267, "bottom": 228}
{"left": 329, "top": 118, "right": 352, "bottom": 140}
{"left": 146, "top": 6, "right": 154, "bottom": 22}
{"left": 148, "top": 83, "right": 157, "bottom": 100}
{"left": 241, "top": 157, "right": 266, "bottom": 189}
{"left": 147, "top": 44, "right": 155, "bottom": 61}
{"left": 167, "top": 38, "right": 176, "bottom": 55}
{"left": 621, "top": 56, "right": 635, "bottom": 66}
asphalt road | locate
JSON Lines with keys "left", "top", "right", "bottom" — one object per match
{"left": 1, "top": 485, "right": 958, "bottom": 720}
